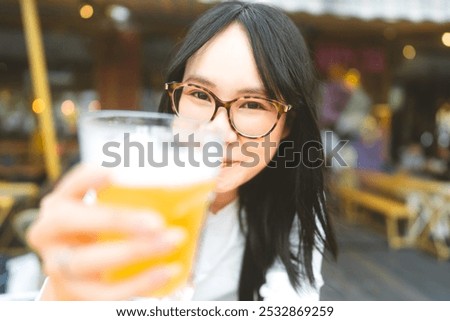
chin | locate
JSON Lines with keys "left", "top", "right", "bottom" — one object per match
{"left": 213, "top": 181, "right": 236, "bottom": 194}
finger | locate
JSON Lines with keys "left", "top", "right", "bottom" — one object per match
{"left": 42, "top": 228, "right": 186, "bottom": 279}
{"left": 52, "top": 164, "right": 111, "bottom": 199}
{"left": 51, "top": 264, "right": 182, "bottom": 300}
{"left": 27, "top": 200, "right": 166, "bottom": 250}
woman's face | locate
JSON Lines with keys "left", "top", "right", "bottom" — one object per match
{"left": 183, "top": 23, "right": 288, "bottom": 197}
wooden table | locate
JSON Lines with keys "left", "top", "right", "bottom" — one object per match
{"left": 0, "top": 181, "right": 40, "bottom": 249}
{"left": 0, "top": 195, "right": 14, "bottom": 227}
{"left": 0, "top": 181, "right": 40, "bottom": 199}
{"left": 356, "top": 169, "right": 450, "bottom": 260}
{"left": 338, "top": 185, "right": 413, "bottom": 248}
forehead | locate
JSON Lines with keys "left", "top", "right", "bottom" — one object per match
{"left": 183, "top": 22, "right": 264, "bottom": 96}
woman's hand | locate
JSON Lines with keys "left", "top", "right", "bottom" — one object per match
{"left": 27, "top": 164, "right": 185, "bottom": 300}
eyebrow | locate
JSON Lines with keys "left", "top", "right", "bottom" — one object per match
{"left": 184, "top": 75, "right": 268, "bottom": 97}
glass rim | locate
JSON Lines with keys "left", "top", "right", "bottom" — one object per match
{"left": 79, "top": 110, "right": 175, "bottom": 125}
{"left": 78, "top": 110, "right": 224, "bottom": 141}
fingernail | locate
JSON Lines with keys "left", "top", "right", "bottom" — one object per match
{"left": 164, "top": 263, "right": 183, "bottom": 277}
{"left": 163, "top": 228, "right": 187, "bottom": 246}
{"left": 132, "top": 212, "right": 165, "bottom": 233}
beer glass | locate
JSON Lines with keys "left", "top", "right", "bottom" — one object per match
{"left": 78, "top": 110, "right": 223, "bottom": 297}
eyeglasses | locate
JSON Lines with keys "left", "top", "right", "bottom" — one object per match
{"left": 165, "top": 82, "right": 292, "bottom": 139}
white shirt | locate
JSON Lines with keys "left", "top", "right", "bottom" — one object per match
{"left": 191, "top": 199, "right": 324, "bottom": 301}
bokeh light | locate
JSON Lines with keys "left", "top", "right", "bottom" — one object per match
{"left": 79, "top": 4, "right": 94, "bottom": 19}
{"left": 61, "top": 100, "right": 76, "bottom": 116}
{"left": 32, "top": 98, "right": 45, "bottom": 114}
{"left": 88, "top": 100, "right": 101, "bottom": 111}
{"left": 403, "top": 45, "right": 416, "bottom": 59}
{"left": 442, "top": 32, "right": 450, "bottom": 47}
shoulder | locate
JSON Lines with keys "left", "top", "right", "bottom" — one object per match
{"left": 259, "top": 246, "right": 324, "bottom": 301}
{"left": 259, "top": 217, "right": 325, "bottom": 301}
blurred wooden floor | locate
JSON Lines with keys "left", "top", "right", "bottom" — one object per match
{"left": 320, "top": 218, "right": 450, "bottom": 300}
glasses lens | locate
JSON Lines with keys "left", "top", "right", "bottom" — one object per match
{"left": 231, "top": 98, "right": 279, "bottom": 137}
{"left": 172, "top": 85, "right": 215, "bottom": 122}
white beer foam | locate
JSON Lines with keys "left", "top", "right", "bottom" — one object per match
{"left": 111, "top": 161, "right": 218, "bottom": 187}
{"left": 82, "top": 132, "right": 221, "bottom": 187}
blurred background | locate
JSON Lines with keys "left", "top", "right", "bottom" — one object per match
{"left": 0, "top": 0, "right": 449, "bottom": 300}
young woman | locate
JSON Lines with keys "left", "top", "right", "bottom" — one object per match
{"left": 28, "top": 1, "right": 337, "bottom": 300}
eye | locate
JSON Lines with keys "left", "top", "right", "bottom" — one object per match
{"left": 190, "top": 90, "right": 211, "bottom": 101}
{"left": 240, "top": 100, "right": 270, "bottom": 111}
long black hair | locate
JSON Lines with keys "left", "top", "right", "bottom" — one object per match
{"left": 159, "top": 1, "right": 337, "bottom": 300}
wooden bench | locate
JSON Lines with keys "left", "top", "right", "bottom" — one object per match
{"left": 0, "top": 181, "right": 40, "bottom": 199}
{"left": 0, "top": 195, "right": 15, "bottom": 249}
{"left": 0, "top": 195, "right": 14, "bottom": 227}
{"left": 355, "top": 170, "right": 450, "bottom": 260}
{"left": 0, "top": 182, "right": 40, "bottom": 250}
{"left": 338, "top": 186, "right": 414, "bottom": 249}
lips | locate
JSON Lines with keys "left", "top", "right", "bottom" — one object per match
{"left": 221, "top": 160, "right": 240, "bottom": 167}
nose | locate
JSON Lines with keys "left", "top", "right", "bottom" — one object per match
{"left": 210, "top": 107, "right": 238, "bottom": 144}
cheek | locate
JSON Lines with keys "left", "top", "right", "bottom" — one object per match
{"left": 215, "top": 118, "right": 287, "bottom": 193}
{"left": 257, "top": 118, "right": 287, "bottom": 161}
{"left": 239, "top": 118, "right": 287, "bottom": 166}
{"left": 241, "top": 140, "right": 277, "bottom": 166}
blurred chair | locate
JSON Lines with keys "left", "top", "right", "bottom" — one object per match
{"left": 356, "top": 169, "right": 450, "bottom": 260}
{"left": 0, "top": 196, "right": 14, "bottom": 228}
{"left": 11, "top": 208, "right": 38, "bottom": 247}
{"left": 0, "top": 181, "right": 39, "bottom": 250}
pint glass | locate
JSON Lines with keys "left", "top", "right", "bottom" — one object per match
{"left": 78, "top": 110, "right": 222, "bottom": 297}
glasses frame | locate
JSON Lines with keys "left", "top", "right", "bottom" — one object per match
{"left": 165, "top": 81, "right": 292, "bottom": 139}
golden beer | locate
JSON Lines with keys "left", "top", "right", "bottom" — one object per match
{"left": 97, "top": 179, "right": 214, "bottom": 297}
{"left": 78, "top": 111, "right": 222, "bottom": 298}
